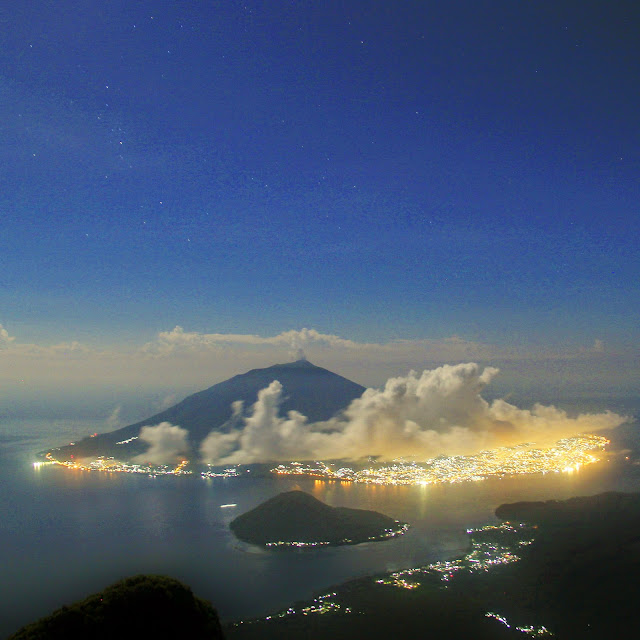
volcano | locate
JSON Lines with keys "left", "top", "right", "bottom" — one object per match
{"left": 51, "top": 359, "right": 366, "bottom": 460}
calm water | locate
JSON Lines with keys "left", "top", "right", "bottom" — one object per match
{"left": 2, "top": 417, "right": 640, "bottom": 637}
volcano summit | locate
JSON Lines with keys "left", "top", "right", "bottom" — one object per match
{"left": 49, "top": 359, "right": 365, "bottom": 461}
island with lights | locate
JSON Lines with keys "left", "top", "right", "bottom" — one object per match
{"left": 226, "top": 490, "right": 640, "bottom": 640}
{"left": 229, "top": 490, "right": 409, "bottom": 548}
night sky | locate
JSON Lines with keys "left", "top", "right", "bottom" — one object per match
{"left": 1, "top": 1, "right": 638, "bottom": 404}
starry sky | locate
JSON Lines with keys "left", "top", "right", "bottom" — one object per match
{"left": 0, "top": 1, "right": 638, "bottom": 414}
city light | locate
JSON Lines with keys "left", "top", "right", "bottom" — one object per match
{"left": 271, "top": 434, "right": 608, "bottom": 486}
{"left": 236, "top": 519, "right": 553, "bottom": 634}
{"left": 235, "top": 592, "right": 352, "bottom": 627}
{"left": 201, "top": 466, "right": 240, "bottom": 479}
{"left": 40, "top": 452, "right": 193, "bottom": 476}
{"left": 262, "top": 522, "right": 409, "bottom": 548}
{"left": 38, "top": 433, "right": 608, "bottom": 485}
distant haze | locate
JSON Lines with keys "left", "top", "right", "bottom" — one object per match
{"left": 0, "top": 325, "right": 637, "bottom": 424}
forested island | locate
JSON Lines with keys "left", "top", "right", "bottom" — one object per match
{"left": 229, "top": 490, "right": 409, "bottom": 547}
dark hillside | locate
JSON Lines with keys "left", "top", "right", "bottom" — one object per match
{"left": 494, "top": 491, "right": 640, "bottom": 638}
{"left": 9, "top": 575, "right": 224, "bottom": 640}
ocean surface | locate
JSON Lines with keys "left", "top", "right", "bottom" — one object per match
{"left": 2, "top": 411, "right": 640, "bottom": 637}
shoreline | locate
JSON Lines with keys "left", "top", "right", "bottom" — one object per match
{"left": 225, "top": 525, "right": 480, "bottom": 626}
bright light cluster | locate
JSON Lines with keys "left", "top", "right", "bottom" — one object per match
{"left": 265, "top": 540, "right": 331, "bottom": 548}
{"left": 376, "top": 576, "right": 420, "bottom": 590}
{"left": 263, "top": 522, "right": 409, "bottom": 548}
{"left": 236, "top": 521, "right": 549, "bottom": 632}
{"left": 377, "top": 523, "right": 535, "bottom": 586}
{"left": 485, "top": 612, "right": 554, "bottom": 636}
{"left": 41, "top": 452, "right": 192, "bottom": 476}
{"left": 271, "top": 435, "right": 608, "bottom": 486}
{"left": 201, "top": 466, "right": 240, "bottom": 478}
{"left": 32, "top": 461, "right": 55, "bottom": 469}
{"left": 235, "top": 592, "right": 351, "bottom": 627}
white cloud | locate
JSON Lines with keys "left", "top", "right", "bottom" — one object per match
{"left": 105, "top": 405, "right": 122, "bottom": 429}
{"left": 0, "top": 324, "right": 89, "bottom": 356}
{"left": 0, "top": 324, "right": 16, "bottom": 349}
{"left": 143, "top": 326, "right": 366, "bottom": 356}
{"left": 158, "top": 393, "right": 178, "bottom": 410}
{"left": 200, "top": 363, "right": 628, "bottom": 465}
{"left": 199, "top": 400, "right": 247, "bottom": 461}
{"left": 133, "top": 422, "right": 190, "bottom": 464}
{"left": 142, "top": 327, "right": 617, "bottom": 368}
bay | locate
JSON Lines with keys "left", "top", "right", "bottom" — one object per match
{"left": 1, "top": 417, "right": 639, "bottom": 638}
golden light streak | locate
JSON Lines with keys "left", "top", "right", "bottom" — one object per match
{"left": 270, "top": 435, "right": 609, "bottom": 486}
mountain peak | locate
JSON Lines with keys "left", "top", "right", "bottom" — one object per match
{"left": 271, "top": 358, "right": 317, "bottom": 369}
{"left": 54, "top": 359, "right": 366, "bottom": 460}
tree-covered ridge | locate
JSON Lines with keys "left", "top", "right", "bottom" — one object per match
{"left": 495, "top": 490, "right": 640, "bottom": 525}
{"left": 493, "top": 491, "right": 640, "bottom": 638}
{"left": 8, "top": 575, "right": 224, "bottom": 640}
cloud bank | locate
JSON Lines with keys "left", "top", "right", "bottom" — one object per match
{"left": 200, "top": 363, "right": 628, "bottom": 465}
{"left": 1, "top": 323, "right": 637, "bottom": 423}
{"left": 0, "top": 324, "right": 16, "bottom": 349}
{"left": 145, "top": 326, "right": 366, "bottom": 355}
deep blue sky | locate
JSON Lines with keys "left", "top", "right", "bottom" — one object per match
{"left": 1, "top": 1, "right": 638, "bottom": 349}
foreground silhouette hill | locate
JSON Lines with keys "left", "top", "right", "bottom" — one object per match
{"left": 9, "top": 575, "right": 224, "bottom": 640}
{"left": 230, "top": 490, "right": 408, "bottom": 546}
{"left": 51, "top": 359, "right": 365, "bottom": 460}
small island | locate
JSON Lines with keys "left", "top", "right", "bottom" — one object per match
{"left": 229, "top": 490, "right": 409, "bottom": 548}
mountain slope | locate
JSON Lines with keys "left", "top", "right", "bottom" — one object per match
{"left": 54, "top": 359, "right": 365, "bottom": 459}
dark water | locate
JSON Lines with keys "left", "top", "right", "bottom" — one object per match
{"left": 2, "top": 419, "right": 640, "bottom": 638}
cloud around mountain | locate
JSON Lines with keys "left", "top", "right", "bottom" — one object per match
{"left": 134, "top": 422, "right": 190, "bottom": 465}
{"left": 192, "top": 362, "right": 626, "bottom": 464}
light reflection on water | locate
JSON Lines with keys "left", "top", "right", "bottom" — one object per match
{"left": 1, "top": 423, "right": 640, "bottom": 637}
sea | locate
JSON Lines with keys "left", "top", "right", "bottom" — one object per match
{"left": 2, "top": 404, "right": 640, "bottom": 638}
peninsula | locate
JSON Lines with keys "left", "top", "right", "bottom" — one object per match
{"left": 228, "top": 491, "right": 640, "bottom": 639}
{"left": 230, "top": 490, "right": 409, "bottom": 547}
